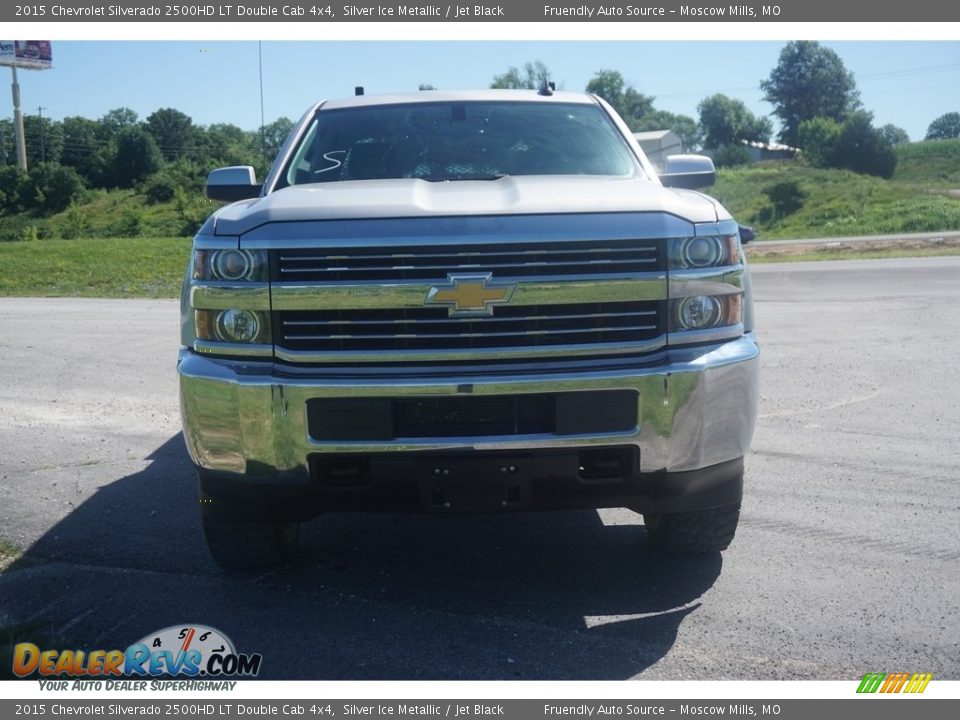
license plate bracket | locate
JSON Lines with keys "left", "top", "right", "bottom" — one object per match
{"left": 417, "top": 455, "right": 532, "bottom": 512}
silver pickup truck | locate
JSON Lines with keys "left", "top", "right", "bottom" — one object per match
{"left": 178, "top": 88, "right": 759, "bottom": 570}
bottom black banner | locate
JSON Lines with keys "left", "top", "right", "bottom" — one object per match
{"left": 1, "top": 699, "right": 957, "bottom": 720}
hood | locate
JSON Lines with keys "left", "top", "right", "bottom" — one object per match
{"left": 212, "top": 176, "right": 721, "bottom": 236}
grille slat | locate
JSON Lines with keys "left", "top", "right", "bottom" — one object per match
{"left": 275, "top": 238, "right": 663, "bottom": 282}
{"left": 278, "top": 301, "right": 663, "bottom": 354}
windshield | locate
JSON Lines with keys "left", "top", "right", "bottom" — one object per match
{"left": 281, "top": 101, "right": 642, "bottom": 186}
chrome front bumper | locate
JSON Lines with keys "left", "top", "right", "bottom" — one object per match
{"left": 178, "top": 333, "right": 759, "bottom": 485}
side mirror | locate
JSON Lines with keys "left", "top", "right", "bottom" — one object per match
{"left": 660, "top": 154, "right": 716, "bottom": 189}
{"left": 206, "top": 166, "right": 262, "bottom": 201}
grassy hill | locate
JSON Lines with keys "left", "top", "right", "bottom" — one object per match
{"left": 710, "top": 139, "right": 960, "bottom": 239}
{"left": 2, "top": 139, "right": 959, "bottom": 246}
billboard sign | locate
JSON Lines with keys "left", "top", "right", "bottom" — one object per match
{"left": 0, "top": 40, "right": 53, "bottom": 70}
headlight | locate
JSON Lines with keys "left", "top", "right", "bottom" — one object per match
{"left": 669, "top": 234, "right": 740, "bottom": 269}
{"left": 193, "top": 249, "right": 268, "bottom": 281}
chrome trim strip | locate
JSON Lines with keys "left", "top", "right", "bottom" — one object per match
{"left": 283, "top": 325, "right": 659, "bottom": 341}
{"left": 193, "top": 340, "right": 274, "bottom": 357}
{"left": 668, "top": 267, "right": 745, "bottom": 298}
{"left": 666, "top": 325, "right": 744, "bottom": 346}
{"left": 271, "top": 276, "right": 667, "bottom": 311}
{"left": 278, "top": 246, "right": 658, "bottom": 262}
{"left": 281, "top": 309, "right": 658, "bottom": 326}
{"left": 191, "top": 283, "right": 271, "bottom": 310}
{"left": 273, "top": 337, "right": 666, "bottom": 364}
{"left": 277, "top": 257, "right": 660, "bottom": 274}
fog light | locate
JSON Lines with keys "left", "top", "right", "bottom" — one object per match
{"left": 216, "top": 309, "right": 259, "bottom": 342}
{"left": 677, "top": 295, "right": 722, "bottom": 330}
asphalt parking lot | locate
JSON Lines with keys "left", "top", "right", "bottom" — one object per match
{"left": 1, "top": 256, "right": 958, "bottom": 680}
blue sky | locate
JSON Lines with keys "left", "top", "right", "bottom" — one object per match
{"left": 6, "top": 40, "right": 960, "bottom": 142}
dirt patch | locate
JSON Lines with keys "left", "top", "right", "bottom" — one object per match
{"left": 744, "top": 235, "right": 960, "bottom": 259}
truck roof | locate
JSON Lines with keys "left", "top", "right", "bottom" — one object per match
{"left": 318, "top": 88, "right": 599, "bottom": 111}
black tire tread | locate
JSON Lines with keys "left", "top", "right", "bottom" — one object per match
{"left": 645, "top": 504, "right": 740, "bottom": 554}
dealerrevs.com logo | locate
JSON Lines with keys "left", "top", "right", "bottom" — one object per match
{"left": 13, "top": 624, "right": 262, "bottom": 681}
{"left": 857, "top": 672, "right": 933, "bottom": 694}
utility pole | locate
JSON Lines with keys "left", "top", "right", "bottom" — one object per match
{"left": 38, "top": 105, "right": 46, "bottom": 163}
{"left": 10, "top": 66, "right": 27, "bottom": 170}
{"left": 258, "top": 41, "right": 266, "bottom": 165}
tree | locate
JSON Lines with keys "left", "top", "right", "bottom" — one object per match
{"left": 59, "top": 116, "right": 109, "bottom": 182}
{"left": 23, "top": 115, "right": 64, "bottom": 166}
{"left": 761, "top": 41, "right": 860, "bottom": 147}
{"left": 925, "top": 112, "right": 960, "bottom": 140}
{"left": 620, "top": 87, "right": 656, "bottom": 125}
{"left": 798, "top": 112, "right": 896, "bottom": 178}
{"left": 586, "top": 70, "right": 655, "bottom": 125}
{"left": 834, "top": 111, "right": 896, "bottom": 178}
{"left": 634, "top": 109, "right": 701, "bottom": 152}
{"left": 28, "top": 162, "right": 87, "bottom": 214}
{"left": 418, "top": 83, "right": 436, "bottom": 91}
{"left": 109, "top": 126, "right": 162, "bottom": 188}
{"left": 697, "top": 93, "right": 772, "bottom": 150}
{"left": 879, "top": 124, "right": 910, "bottom": 146}
{"left": 97, "top": 107, "right": 139, "bottom": 140}
{"left": 586, "top": 69, "right": 626, "bottom": 109}
{"left": 490, "top": 61, "right": 551, "bottom": 90}
{"left": 146, "top": 107, "right": 196, "bottom": 161}
{"left": 261, "top": 117, "right": 294, "bottom": 161}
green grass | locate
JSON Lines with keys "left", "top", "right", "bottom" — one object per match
{"left": 749, "top": 246, "right": 960, "bottom": 263}
{"left": 0, "top": 139, "right": 958, "bottom": 297}
{"left": 0, "top": 540, "right": 22, "bottom": 572}
{"left": 0, "top": 237, "right": 190, "bottom": 298}
{"left": 892, "top": 138, "right": 960, "bottom": 184}
{"left": 712, "top": 162, "right": 960, "bottom": 240}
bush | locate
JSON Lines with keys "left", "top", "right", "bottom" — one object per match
{"left": 763, "top": 180, "right": 807, "bottom": 218}
{"left": 797, "top": 117, "right": 841, "bottom": 168}
{"left": 797, "top": 113, "right": 896, "bottom": 178}
{"left": 712, "top": 144, "right": 751, "bottom": 168}
{"left": 58, "top": 201, "right": 92, "bottom": 239}
{"left": 106, "top": 209, "right": 144, "bottom": 237}
{"left": 143, "top": 174, "right": 178, "bottom": 204}
{"left": 35, "top": 163, "right": 88, "bottom": 214}
{"left": 0, "top": 166, "right": 30, "bottom": 213}
{"left": 834, "top": 112, "right": 897, "bottom": 179}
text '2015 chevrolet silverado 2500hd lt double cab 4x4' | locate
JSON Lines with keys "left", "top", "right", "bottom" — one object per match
{"left": 178, "top": 88, "right": 759, "bottom": 571}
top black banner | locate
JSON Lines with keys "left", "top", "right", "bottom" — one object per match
{"left": 5, "top": 0, "right": 960, "bottom": 23}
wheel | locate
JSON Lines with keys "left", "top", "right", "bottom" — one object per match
{"left": 644, "top": 504, "right": 741, "bottom": 554}
{"left": 202, "top": 514, "right": 299, "bottom": 572}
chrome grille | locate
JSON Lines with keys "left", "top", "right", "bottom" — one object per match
{"left": 275, "top": 238, "right": 663, "bottom": 282}
{"left": 277, "top": 301, "right": 663, "bottom": 353}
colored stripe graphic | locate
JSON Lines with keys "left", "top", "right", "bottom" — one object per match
{"left": 904, "top": 673, "right": 933, "bottom": 693}
{"left": 857, "top": 672, "right": 932, "bottom": 694}
{"left": 857, "top": 673, "right": 886, "bottom": 693}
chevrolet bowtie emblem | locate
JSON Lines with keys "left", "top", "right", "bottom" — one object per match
{"left": 426, "top": 273, "right": 517, "bottom": 316}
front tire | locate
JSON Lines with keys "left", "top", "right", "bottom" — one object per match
{"left": 644, "top": 504, "right": 741, "bottom": 554}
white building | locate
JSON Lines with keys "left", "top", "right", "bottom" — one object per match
{"left": 633, "top": 130, "right": 682, "bottom": 171}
